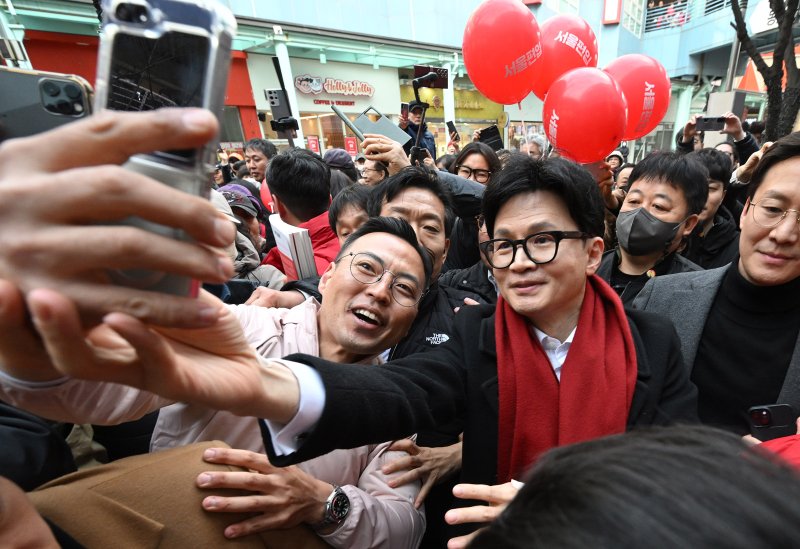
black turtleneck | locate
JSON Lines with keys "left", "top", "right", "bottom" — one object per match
{"left": 691, "top": 265, "right": 800, "bottom": 434}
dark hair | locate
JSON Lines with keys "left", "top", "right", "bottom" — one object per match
{"left": 244, "top": 138, "right": 278, "bottom": 160}
{"left": 436, "top": 154, "right": 457, "bottom": 173}
{"left": 328, "top": 183, "right": 372, "bottom": 233}
{"left": 714, "top": 140, "right": 740, "bottom": 164}
{"left": 338, "top": 216, "right": 433, "bottom": 289}
{"left": 367, "top": 166, "right": 456, "bottom": 236}
{"left": 452, "top": 142, "right": 502, "bottom": 183}
{"left": 627, "top": 151, "right": 709, "bottom": 216}
{"left": 332, "top": 165, "right": 360, "bottom": 184}
{"left": 691, "top": 148, "right": 733, "bottom": 189}
{"left": 471, "top": 426, "right": 800, "bottom": 549}
{"left": 482, "top": 155, "right": 605, "bottom": 238}
{"left": 234, "top": 161, "right": 249, "bottom": 179}
{"left": 748, "top": 131, "right": 800, "bottom": 200}
{"left": 266, "top": 148, "right": 331, "bottom": 221}
{"left": 329, "top": 169, "right": 353, "bottom": 199}
{"left": 367, "top": 160, "right": 389, "bottom": 181}
{"left": 749, "top": 120, "right": 766, "bottom": 135}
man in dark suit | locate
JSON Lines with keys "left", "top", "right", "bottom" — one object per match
{"left": 634, "top": 132, "right": 800, "bottom": 434}
{"left": 12, "top": 154, "right": 698, "bottom": 547}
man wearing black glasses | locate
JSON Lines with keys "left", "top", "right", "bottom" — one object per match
{"left": 634, "top": 132, "right": 800, "bottom": 436}
{"left": 14, "top": 154, "right": 696, "bottom": 547}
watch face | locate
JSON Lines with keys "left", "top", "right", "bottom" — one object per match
{"left": 330, "top": 491, "right": 350, "bottom": 521}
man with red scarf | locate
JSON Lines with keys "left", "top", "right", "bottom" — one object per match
{"left": 18, "top": 155, "right": 698, "bottom": 547}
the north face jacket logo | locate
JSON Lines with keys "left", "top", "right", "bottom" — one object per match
{"left": 425, "top": 333, "right": 450, "bottom": 345}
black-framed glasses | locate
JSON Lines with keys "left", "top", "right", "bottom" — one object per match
{"left": 456, "top": 165, "right": 492, "bottom": 183}
{"left": 751, "top": 200, "right": 800, "bottom": 229}
{"left": 479, "top": 231, "right": 589, "bottom": 269}
{"left": 336, "top": 252, "right": 424, "bottom": 307}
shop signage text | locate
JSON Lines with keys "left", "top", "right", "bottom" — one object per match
{"left": 313, "top": 99, "right": 356, "bottom": 106}
{"left": 295, "top": 74, "right": 375, "bottom": 97}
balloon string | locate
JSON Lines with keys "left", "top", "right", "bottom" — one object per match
{"left": 519, "top": 102, "right": 525, "bottom": 150}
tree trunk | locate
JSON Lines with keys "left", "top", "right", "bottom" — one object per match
{"left": 777, "top": 86, "right": 800, "bottom": 137}
{"left": 764, "top": 72, "right": 784, "bottom": 141}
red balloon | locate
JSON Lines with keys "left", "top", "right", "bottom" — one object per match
{"left": 531, "top": 14, "right": 598, "bottom": 101}
{"left": 463, "top": 0, "right": 542, "bottom": 105}
{"left": 543, "top": 68, "right": 628, "bottom": 164}
{"left": 604, "top": 55, "right": 671, "bottom": 140}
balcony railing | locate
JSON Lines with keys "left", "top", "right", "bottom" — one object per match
{"left": 644, "top": 0, "right": 691, "bottom": 33}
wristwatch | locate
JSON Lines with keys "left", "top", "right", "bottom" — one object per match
{"left": 314, "top": 485, "right": 350, "bottom": 529}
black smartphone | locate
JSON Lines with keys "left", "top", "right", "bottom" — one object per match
{"left": 748, "top": 404, "right": 797, "bottom": 441}
{"left": 446, "top": 121, "right": 460, "bottom": 142}
{"left": 478, "top": 124, "right": 503, "bottom": 151}
{"left": 695, "top": 116, "right": 725, "bottom": 132}
{"left": 94, "top": 0, "right": 236, "bottom": 296}
{"left": 400, "top": 102, "right": 409, "bottom": 119}
{"left": 0, "top": 66, "right": 92, "bottom": 142}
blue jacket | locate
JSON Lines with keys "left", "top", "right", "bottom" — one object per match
{"left": 402, "top": 122, "right": 436, "bottom": 160}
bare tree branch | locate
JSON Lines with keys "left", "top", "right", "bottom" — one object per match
{"left": 732, "top": 0, "right": 771, "bottom": 76}
{"left": 770, "top": 0, "right": 798, "bottom": 75}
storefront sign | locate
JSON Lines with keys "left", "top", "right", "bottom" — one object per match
{"left": 307, "top": 135, "right": 320, "bottom": 153}
{"left": 295, "top": 74, "right": 375, "bottom": 97}
{"left": 313, "top": 99, "right": 356, "bottom": 106}
{"left": 344, "top": 136, "right": 359, "bottom": 156}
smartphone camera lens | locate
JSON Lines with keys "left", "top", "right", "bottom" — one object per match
{"left": 41, "top": 80, "right": 60, "bottom": 97}
{"left": 115, "top": 3, "right": 150, "bottom": 24}
{"left": 750, "top": 409, "right": 772, "bottom": 427}
{"left": 64, "top": 83, "right": 81, "bottom": 100}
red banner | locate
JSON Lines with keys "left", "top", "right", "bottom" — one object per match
{"left": 344, "top": 136, "right": 358, "bottom": 156}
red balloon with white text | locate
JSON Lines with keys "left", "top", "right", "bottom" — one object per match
{"left": 543, "top": 68, "right": 628, "bottom": 163}
{"left": 462, "top": 0, "right": 542, "bottom": 105}
{"left": 604, "top": 55, "right": 671, "bottom": 140}
{"left": 531, "top": 14, "right": 598, "bottom": 100}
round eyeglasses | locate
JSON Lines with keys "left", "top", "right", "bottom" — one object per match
{"left": 751, "top": 200, "right": 800, "bottom": 229}
{"left": 336, "top": 252, "right": 424, "bottom": 307}
{"left": 479, "top": 231, "right": 589, "bottom": 269}
{"left": 456, "top": 165, "right": 492, "bottom": 183}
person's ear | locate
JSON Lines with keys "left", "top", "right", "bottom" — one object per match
{"left": 272, "top": 194, "right": 287, "bottom": 218}
{"left": 740, "top": 198, "right": 752, "bottom": 225}
{"left": 584, "top": 236, "right": 605, "bottom": 276}
{"left": 682, "top": 214, "right": 700, "bottom": 237}
{"left": 318, "top": 260, "right": 338, "bottom": 295}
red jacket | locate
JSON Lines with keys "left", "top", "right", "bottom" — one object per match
{"left": 262, "top": 211, "right": 340, "bottom": 277}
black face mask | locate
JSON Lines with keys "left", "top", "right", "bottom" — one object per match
{"left": 616, "top": 208, "right": 682, "bottom": 256}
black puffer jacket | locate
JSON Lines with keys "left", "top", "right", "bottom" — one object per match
{"left": 439, "top": 260, "right": 497, "bottom": 305}
{"left": 681, "top": 206, "right": 740, "bottom": 270}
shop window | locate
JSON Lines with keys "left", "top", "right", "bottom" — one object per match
{"left": 623, "top": 0, "right": 645, "bottom": 36}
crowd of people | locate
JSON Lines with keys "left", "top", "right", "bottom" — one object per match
{"left": 0, "top": 102, "right": 799, "bottom": 549}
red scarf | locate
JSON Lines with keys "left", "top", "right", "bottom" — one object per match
{"left": 495, "top": 274, "right": 637, "bottom": 482}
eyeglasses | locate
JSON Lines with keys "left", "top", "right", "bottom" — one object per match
{"left": 479, "top": 231, "right": 589, "bottom": 269}
{"left": 336, "top": 252, "right": 424, "bottom": 307}
{"left": 750, "top": 200, "right": 800, "bottom": 229}
{"left": 456, "top": 165, "right": 492, "bottom": 183}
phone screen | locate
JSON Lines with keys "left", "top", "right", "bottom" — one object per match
{"left": 108, "top": 31, "right": 209, "bottom": 161}
{"left": 400, "top": 102, "right": 409, "bottom": 118}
